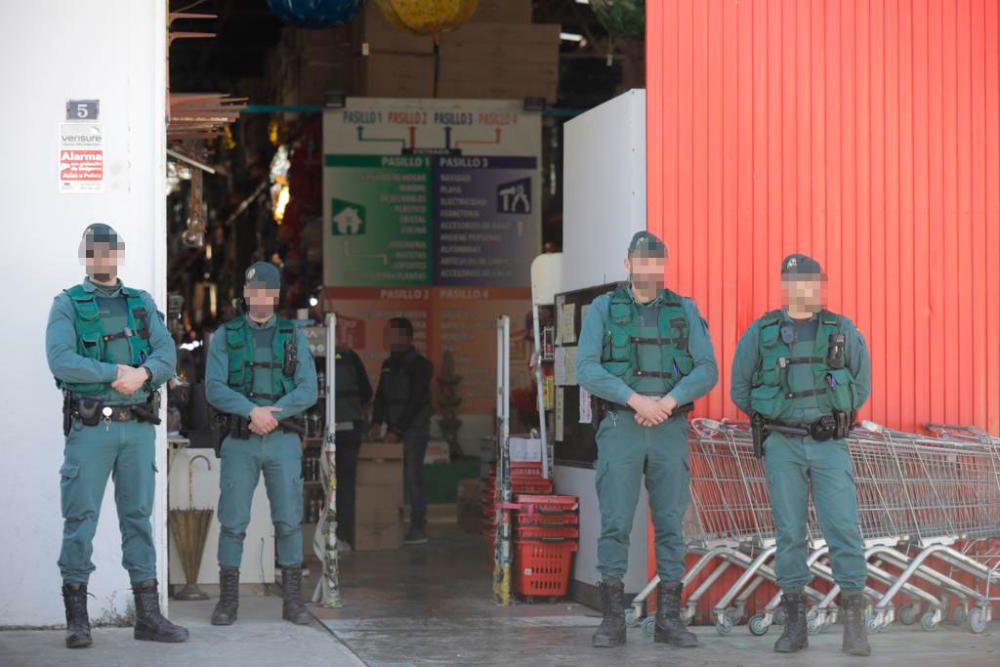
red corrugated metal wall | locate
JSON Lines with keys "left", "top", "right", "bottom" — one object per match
{"left": 645, "top": 0, "right": 1000, "bottom": 621}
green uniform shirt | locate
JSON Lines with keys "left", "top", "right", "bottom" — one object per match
{"left": 576, "top": 289, "right": 719, "bottom": 406}
{"left": 731, "top": 309, "right": 872, "bottom": 422}
{"left": 205, "top": 315, "right": 318, "bottom": 420}
{"left": 45, "top": 277, "right": 176, "bottom": 404}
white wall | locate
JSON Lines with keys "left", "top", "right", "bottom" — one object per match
{"left": 562, "top": 89, "right": 646, "bottom": 292}
{"left": 556, "top": 90, "right": 649, "bottom": 592}
{"left": 0, "top": 0, "right": 167, "bottom": 626}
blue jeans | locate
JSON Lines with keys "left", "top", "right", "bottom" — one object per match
{"left": 403, "top": 431, "right": 428, "bottom": 529}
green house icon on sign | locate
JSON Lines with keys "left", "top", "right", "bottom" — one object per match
{"left": 332, "top": 199, "right": 366, "bottom": 236}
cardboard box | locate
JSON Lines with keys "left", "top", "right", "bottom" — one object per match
{"left": 360, "top": 441, "right": 405, "bottom": 462}
{"left": 437, "top": 24, "right": 560, "bottom": 102}
{"left": 356, "top": 460, "right": 403, "bottom": 492}
{"left": 355, "top": 3, "right": 434, "bottom": 55}
{"left": 469, "top": 0, "right": 533, "bottom": 24}
{"left": 424, "top": 439, "right": 451, "bottom": 465}
{"left": 355, "top": 487, "right": 403, "bottom": 551}
{"left": 356, "top": 52, "right": 436, "bottom": 98}
{"left": 355, "top": 519, "right": 403, "bottom": 551}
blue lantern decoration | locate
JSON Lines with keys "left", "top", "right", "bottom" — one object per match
{"left": 266, "top": 0, "right": 365, "bottom": 29}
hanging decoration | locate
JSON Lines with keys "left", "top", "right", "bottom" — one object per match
{"left": 373, "top": 0, "right": 478, "bottom": 36}
{"left": 266, "top": 0, "right": 365, "bottom": 29}
{"left": 590, "top": 0, "right": 645, "bottom": 40}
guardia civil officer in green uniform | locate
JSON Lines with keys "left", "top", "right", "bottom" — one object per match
{"left": 206, "top": 261, "right": 317, "bottom": 626}
{"left": 731, "top": 254, "right": 871, "bottom": 657}
{"left": 576, "top": 231, "right": 718, "bottom": 649}
{"left": 46, "top": 223, "right": 188, "bottom": 649}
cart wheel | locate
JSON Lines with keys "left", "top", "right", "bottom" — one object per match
{"left": 716, "top": 617, "right": 734, "bottom": 636}
{"left": 899, "top": 603, "right": 921, "bottom": 626}
{"left": 920, "top": 612, "right": 939, "bottom": 632}
{"left": 806, "top": 609, "right": 823, "bottom": 635}
{"left": 624, "top": 607, "right": 641, "bottom": 628}
{"left": 951, "top": 606, "right": 968, "bottom": 626}
{"left": 748, "top": 612, "right": 771, "bottom": 637}
{"left": 724, "top": 606, "right": 744, "bottom": 625}
{"left": 967, "top": 607, "right": 988, "bottom": 635}
{"left": 773, "top": 608, "right": 787, "bottom": 626}
{"left": 641, "top": 616, "right": 656, "bottom": 639}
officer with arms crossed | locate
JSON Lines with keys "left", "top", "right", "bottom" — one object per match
{"left": 731, "top": 254, "right": 872, "bottom": 657}
{"left": 206, "top": 261, "right": 317, "bottom": 626}
{"left": 576, "top": 231, "right": 718, "bottom": 650}
{"left": 46, "top": 223, "right": 188, "bottom": 648}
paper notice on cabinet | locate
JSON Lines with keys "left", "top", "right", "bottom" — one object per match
{"left": 555, "top": 387, "right": 565, "bottom": 441}
{"left": 579, "top": 387, "right": 592, "bottom": 424}
{"left": 554, "top": 347, "right": 567, "bottom": 385}
{"left": 559, "top": 303, "right": 577, "bottom": 343}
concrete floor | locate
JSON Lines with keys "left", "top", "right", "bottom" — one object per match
{"left": 4, "top": 527, "right": 999, "bottom": 666}
{"left": 316, "top": 527, "right": 1000, "bottom": 667}
{"left": 0, "top": 592, "right": 364, "bottom": 667}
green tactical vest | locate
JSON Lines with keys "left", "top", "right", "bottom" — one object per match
{"left": 748, "top": 309, "right": 858, "bottom": 421}
{"left": 224, "top": 315, "right": 297, "bottom": 405}
{"left": 58, "top": 283, "right": 153, "bottom": 398}
{"left": 334, "top": 348, "right": 363, "bottom": 423}
{"left": 599, "top": 285, "right": 695, "bottom": 396}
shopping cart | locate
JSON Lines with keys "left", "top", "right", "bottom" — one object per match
{"left": 627, "top": 417, "right": 1000, "bottom": 637}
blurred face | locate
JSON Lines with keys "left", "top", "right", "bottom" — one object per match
{"left": 781, "top": 275, "right": 826, "bottom": 314}
{"left": 244, "top": 284, "right": 279, "bottom": 320}
{"left": 385, "top": 324, "right": 412, "bottom": 353}
{"left": 80, "top": 241, "right": 124, "bottom": 283}
{"left": 625, "top": 252, "right": 666, "bottom": 293}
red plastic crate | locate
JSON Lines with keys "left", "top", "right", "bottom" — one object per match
{"left": 515, "top": 494, "right": 579, "bottom": 511}
{"left": 514, "top": 538, "right": 578, "bottom": 598}
{"left": 515, "top": 525, "right": 580, "bottom": 540}
{"left": 484, "top": 479, "right": 554, "bottom": 495}
{"left": 517, "top": 512, "right": 578, "bottom": 527}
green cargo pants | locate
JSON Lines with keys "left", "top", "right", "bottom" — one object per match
{"left": 59, "top": 420, "right": 157, "bottom": 584}
{"left": 764, "top": 433, "right": 867, "bottom": 592}
{"left": 217, "top": 430, "right": 303, "bottom": 568}
{"left": 595, "top": 410, "right": 690, "bottom": 583}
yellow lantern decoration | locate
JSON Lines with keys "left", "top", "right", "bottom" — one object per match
{"left": 373, "top": 0, "right": 478, "bottom": 36}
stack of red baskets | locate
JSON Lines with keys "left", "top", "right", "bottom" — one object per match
{"left": 482, "top": 461, "right": 552, "bottom": 551}
{"left": 482, "top": 461, "right": 579, "bottom": 600}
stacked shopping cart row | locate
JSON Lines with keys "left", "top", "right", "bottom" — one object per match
{"left": 483, "top": 462, "right": 580, "bottom": 599}
{"left": 624, "top": 418, "right": 1000, "bottom": 639}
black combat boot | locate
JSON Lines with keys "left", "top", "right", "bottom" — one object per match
{"left": 655, "top": 581, "right": 698, "bottom": 647}
{"left": 62, "top": 583, "right": 92, "bottom": 649}
{"left": 840, "top": 590, "right": 872, "bottom": 657}
{"left": 281, "top": 567, "right": 312, "bottom": 625}
{"left": 132, "top": 580, "right": 190, "bottom": 642}
{"left": 211, "top": 567, "right": 240, "bottom": 626}
{"left": 592, "top": 579, "right": 627, "bottom": 648}
{"left": 774, "top": 590, "right": 808, "bottom": 653}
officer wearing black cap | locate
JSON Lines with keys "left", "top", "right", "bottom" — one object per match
{"left": 576, "top": 231, "right": 718, "bottom": 649}
{"left": 731, "top": 253, "right": 872, "bottom": 657}
{"left": 206, "top": 261, "right": 317, "bottom": 626}
{"left": 46, "top": 223, "right": 188, "bottom": 648}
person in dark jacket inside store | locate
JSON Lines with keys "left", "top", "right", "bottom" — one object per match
{"left": 333, "top": 342, "right": 373, "bottom": 551}
{"left": 370, "top": 317, "right": 434, "bottom": 545}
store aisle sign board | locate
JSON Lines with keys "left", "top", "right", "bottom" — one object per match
{"left": 322, "top": 98, "right": 542, "bottom": 287}
{"left": 59, "top": 122, "right": 103, "bottom": 193}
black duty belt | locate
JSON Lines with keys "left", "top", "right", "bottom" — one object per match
{"left": 66, "top": 396, "right": 160, "bottom": 427}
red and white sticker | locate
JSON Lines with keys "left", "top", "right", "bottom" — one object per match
{"left": 60, "top": 123, "right": 103, "bottom": 193}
